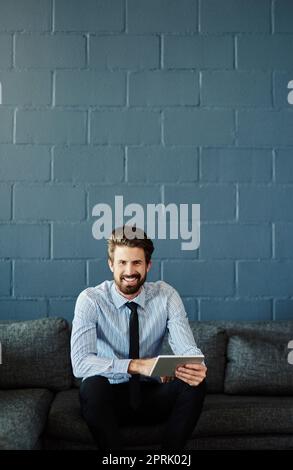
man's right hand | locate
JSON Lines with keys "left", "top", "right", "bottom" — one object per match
{"left": 128, "top": 358, "right": 157, "bottom": 376}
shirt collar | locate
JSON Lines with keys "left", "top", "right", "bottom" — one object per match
{"left": 111, "top": 281, "right": 146, "bottom": 310}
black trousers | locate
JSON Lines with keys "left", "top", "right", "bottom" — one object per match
{"left": 79, "top": 375, "right": 206, "bottom": 451}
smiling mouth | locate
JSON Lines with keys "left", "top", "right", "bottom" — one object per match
{"left": 122, "top": 276, "right": 139, "bottom": 284}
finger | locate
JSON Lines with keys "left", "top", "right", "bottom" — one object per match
{"left": 179, "top": 366, "right": 207, "bottom": 378}
{"left": 176, "top": 375, "right": 203, "bottom": 385}
{"left": 176, "top": 368, "right": 204, "bottom": 378}
{"left": 177, "top": 366, "right": 206, "bottom": 377}
{"left": 175, "top": 369, "right": 205, "bottom": 382}
{"left": 182, "top": 363, "right": 206, "bottom": 371}
{"left": 166, "top": 376, "right": 175, "bottom": 383}
{"left": 175, "top": 374, "right": 202, "bottom": 387}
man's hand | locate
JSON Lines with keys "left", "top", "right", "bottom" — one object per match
{"left": 128, "top": 358, "right": 157, "bottom": 376}
{"left": 160, "top": 376, "right": 175, "bottom": 384}
{"left": 175, "top": 363, "right": 207, "bottom": 387}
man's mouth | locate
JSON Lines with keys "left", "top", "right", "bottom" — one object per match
{"left": 122, "top": 276, "right": 139, "bottom": 284}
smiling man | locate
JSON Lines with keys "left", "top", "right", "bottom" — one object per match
{"left": 71, "top": 225, "right": 206, "bottom": 451}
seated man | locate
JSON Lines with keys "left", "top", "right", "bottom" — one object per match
{"left": 71, "top": 225, "right": 206, "bottom": 450}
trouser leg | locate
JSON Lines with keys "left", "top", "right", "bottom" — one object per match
{"left": 79, "top": 375, "right": 127, "bottom": 450}
{"left": 79, "top": 376, "right": 206, "bottom": 451}
{"left": 136, "top": 378, "right": 206, "bottom": 450}
{"left": 160, "top": 378, "right": 206, "bottom": 450}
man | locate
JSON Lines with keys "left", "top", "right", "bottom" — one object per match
{"left": 71, "top": 225, "right": 207, "bottom": 450}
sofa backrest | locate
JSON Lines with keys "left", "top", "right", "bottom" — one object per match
{"left": 187, "top": 320, "right": 293, "bottom": 395}
{"left": 221, "top": 320, "right": 293, "bottom": 395}
{"left": 1, "top": 317, "right": 292, "bottom": 396}
{"left": 0, "top": 317, "right": 73, "bottom": 391}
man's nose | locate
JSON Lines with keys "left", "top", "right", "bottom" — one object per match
{"left": 123, "top": 264, "right": 135, "bottom": 275}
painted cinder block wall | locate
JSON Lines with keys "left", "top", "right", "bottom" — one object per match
{"left": 0, "top": 0, "right": 293, "bottom": 322}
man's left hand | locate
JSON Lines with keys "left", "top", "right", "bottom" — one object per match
{"left": 175, "top": 363, "right": 207, "bottom": 387}
{"left": 160, "top": 375, "right": 175, "bottom": 383}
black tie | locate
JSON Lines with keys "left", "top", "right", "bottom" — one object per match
{"left": 126, "top": 302, "right": 141, "bottom": 410}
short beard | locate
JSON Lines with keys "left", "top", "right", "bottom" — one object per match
{"left": 116, "top": 272, "right": 147, "bottom": 295}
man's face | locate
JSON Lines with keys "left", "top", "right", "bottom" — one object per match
{"left": 108, "top": 246, "right": 151, "bottom": 296}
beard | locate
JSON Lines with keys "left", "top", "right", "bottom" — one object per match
{"left": 115, "top": 271, "right": 147, "bottom": 295}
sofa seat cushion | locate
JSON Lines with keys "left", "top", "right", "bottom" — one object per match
{"left": 46, "top": 389, "right": 293, "bottom": 447}
{"left": 191, "top": 434, "right": 293, "bottom": 450}
{"left": 194, "top": 394, "right": 293, "bottom": 436}
{"left": 0, "top": 388, "right": 53, "bottom": 450}
{"left": 46, "top": 389, "right": 93, "bottom": 444}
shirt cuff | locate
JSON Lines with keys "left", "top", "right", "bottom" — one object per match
{"left": 113, "top": 358, "right": 132, "bottom": 376}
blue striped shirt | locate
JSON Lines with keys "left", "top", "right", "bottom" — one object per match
{"left": 71, "top": 280, "right": 203, "bottom": 384}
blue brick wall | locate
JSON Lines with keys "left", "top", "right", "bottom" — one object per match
{"left": 0, "top": 0, "right": 293, "bottom": 322}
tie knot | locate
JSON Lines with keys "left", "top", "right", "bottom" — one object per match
{"left": 126, "top": 302, "right": 138, "bottom": 313}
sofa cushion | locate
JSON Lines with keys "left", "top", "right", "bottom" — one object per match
{"left": 46, "top": 389, "right": 92, "bottom": 444}
{"left": 46, "top": 390, "right": 293, "bottom": 448}
{"left": 0, "top": 317, "right": 73, "bottom": 391}
{"left": 222, "top": 320, "right": 293, "bottom": 337}
{"left": 0, "top": 389, "right": 53, "bottom": 450}
{"left": 191, "top": 324, "right": 227, "bottom": 393}
{"left": 195, "top": 394, "right": 293, "bottom": 436}
{"left": 224, "top": 330, "right": 293, "bottom": 395}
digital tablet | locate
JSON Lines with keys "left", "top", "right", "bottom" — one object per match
{"left": 149, "top": 355, "right": 205, "bottom": 377}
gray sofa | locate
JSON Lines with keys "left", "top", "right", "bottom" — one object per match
{"left": 0, "top": 317, "right": 293, "bottom": 450}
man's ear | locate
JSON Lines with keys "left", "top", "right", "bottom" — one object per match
{"left": 146, "top": 260, "right": 152, "bottom": 272}
{"left": 108, "top": 258, "right": 114, "bottom": 273}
